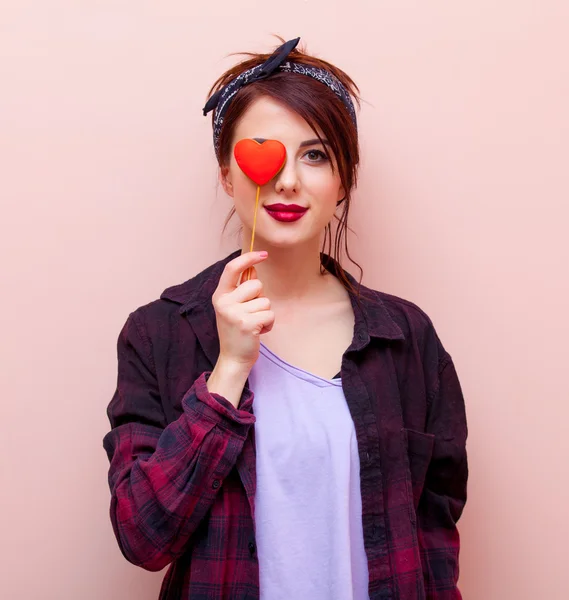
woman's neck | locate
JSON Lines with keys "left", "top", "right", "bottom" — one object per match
{"left": 240, "top": 240, "right": 331, "bottom": 304}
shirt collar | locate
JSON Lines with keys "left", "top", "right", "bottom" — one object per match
{"left": 160, "top": 249, "right": 405, "bottom": 345}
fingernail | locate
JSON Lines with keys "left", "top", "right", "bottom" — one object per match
{"left": 258, "top": 251, "right": 268, "bottom": 258}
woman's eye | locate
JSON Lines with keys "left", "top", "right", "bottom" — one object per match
{"left": 304, "top": 149, "right": 329, "bottom": 163}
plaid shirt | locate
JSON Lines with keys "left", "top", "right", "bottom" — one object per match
{"left": 103, "top": 249, "right": 468, "bottom": 600}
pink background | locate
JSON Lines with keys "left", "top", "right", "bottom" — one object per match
{"left": 2, "top": 2, "right": 568, "bottom": 599}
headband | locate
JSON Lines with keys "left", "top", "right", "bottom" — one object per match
{"left": 202, "top": 37, "right": 358, "bottom": 158}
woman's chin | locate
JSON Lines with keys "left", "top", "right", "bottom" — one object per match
{"left": 246, "top": 231, "right": 304, "bottom": 249}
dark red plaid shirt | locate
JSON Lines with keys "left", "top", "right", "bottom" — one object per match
{"left": 103, "top": 249, "right": 468, "bottom": 599}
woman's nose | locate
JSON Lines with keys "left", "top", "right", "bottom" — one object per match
{"left": 274, "top": 156, "right": 300, "bottom": 194}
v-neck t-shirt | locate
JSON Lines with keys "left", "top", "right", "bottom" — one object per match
{"left": 247, "top": 342, "right": 370, "bottom": 600}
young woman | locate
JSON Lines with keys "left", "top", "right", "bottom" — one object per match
{"left": 103, "top": 36, "right": 468, "bottom": 600}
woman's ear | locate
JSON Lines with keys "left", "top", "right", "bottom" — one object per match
{"left": 219, "top": 165, "right": 234, "bottom": 198}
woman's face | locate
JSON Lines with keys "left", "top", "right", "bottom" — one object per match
{"left": 220, "top": 96, "right": 345, "bottom": 249}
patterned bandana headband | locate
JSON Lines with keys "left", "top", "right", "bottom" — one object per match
{"left": 202, "top": 37, "right": 358, "bottom": 158}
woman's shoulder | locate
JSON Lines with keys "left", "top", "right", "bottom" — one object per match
{"left": 358, "top": 277, "right": 433, "bottom": 327}
{"left": 375, "top": 288, "right": 435, "bottom": 329}
{"left": 361, "top": 283, "right": 450, "bottom": 361}
{"left": 125, "top": 252, "right": 234, "bottom": 329}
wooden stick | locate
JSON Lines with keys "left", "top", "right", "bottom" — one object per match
{"left": 245, "top": 184, "right": 261, "bottom": 281}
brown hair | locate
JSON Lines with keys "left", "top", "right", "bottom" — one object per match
{"left": 206, "top": 36, "right": 364, "bottom": 298}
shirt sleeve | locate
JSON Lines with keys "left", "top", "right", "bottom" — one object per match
{"left": 102, "top": 310, "right": 255, "bottom": 572}
{"left": 417, "top": 351, "right": 469, "bottom": 599}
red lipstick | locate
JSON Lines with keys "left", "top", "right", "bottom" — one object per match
{"left": 264, "top": 203, "right": 308, "bottom": 223}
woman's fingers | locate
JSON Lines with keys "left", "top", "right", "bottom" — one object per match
{"left": 215, "top": 251, "right": 267, "bottom": 295}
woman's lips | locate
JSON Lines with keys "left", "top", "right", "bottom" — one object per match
{"left": 264, "top": 206, "right": 308, "bottom": 222}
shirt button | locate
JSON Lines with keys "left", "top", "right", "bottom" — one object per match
{"left": 212, "top": 479, "right": 220, "bottom": 489}
{"left": 366, "top": 451, "right": 371, "bottom": 462}
{"left": 248, "top": 541, "right": 256, "bottom": 556}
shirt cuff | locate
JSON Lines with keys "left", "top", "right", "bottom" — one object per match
{"left": 186, "top": 371, "right": 256, "bottom": 429}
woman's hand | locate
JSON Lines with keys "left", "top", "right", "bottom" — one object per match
{"left": 212, "top": 251, "right": 275, "bottom": 373}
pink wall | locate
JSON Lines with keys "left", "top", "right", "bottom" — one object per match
{"left": 2, "top": 2, "right": 568, "bottom": 598}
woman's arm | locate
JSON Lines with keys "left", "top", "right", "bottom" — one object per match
{"left": 417, "top": 351, "right": 469, "bottom": 599}
{"left": 102, "top": 310, "right": 255, "bottom": 572}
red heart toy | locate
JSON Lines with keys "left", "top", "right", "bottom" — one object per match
{"left": 234, "top": 139, "right": 286, "bottom": 186}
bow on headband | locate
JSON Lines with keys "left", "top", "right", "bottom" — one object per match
{"left": 202, "top": 37, "right": 301, "bottom": 117}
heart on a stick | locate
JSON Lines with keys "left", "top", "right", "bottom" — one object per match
{"left": 234, "top": 139, "right": 286, "bottom": 186}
